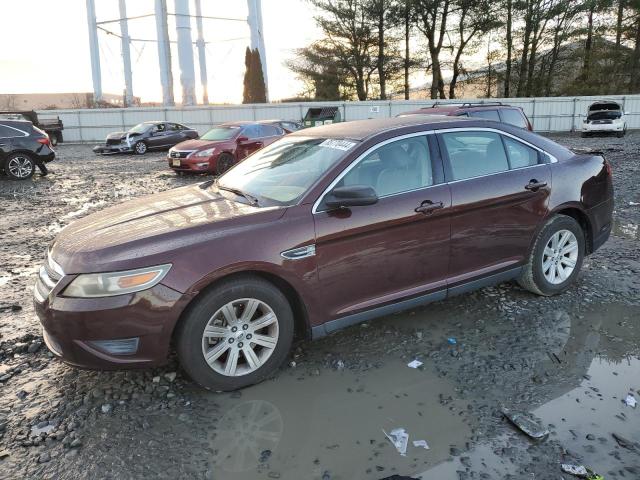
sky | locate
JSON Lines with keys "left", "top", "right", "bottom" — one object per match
{"left": 0, "top": 0, "right": 322, "bottom": 104}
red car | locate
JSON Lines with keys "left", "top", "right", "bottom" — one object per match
{"left": 398, "top": 102, "right": 533, "bottom": 131}
{"left": 168, "top": 121, "right": 286, "bottom": 175}
{"left": 35, "top": 116, "right": 612, "bottom": 391}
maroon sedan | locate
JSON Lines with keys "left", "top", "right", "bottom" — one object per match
{"left": 34, "top": 116, "right": 613, "bottom": 391}
{"left": 168, "top": 121, "right": 286, "bottom": 175}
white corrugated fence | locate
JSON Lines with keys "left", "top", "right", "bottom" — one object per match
{"left": 39, "top": 94, "right": 640, "bottom": 143}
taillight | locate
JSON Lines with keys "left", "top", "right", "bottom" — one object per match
{"left": 37, "top": 137, "right": 50, "bottom": 146}
{"left": 604, "top": 159, "right": 612, "bottom": 176}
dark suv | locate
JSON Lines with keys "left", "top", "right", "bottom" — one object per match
{"left": 398, "top": 102, "right": 533, "bottom": 130}
{"left": 0, "top": 120, "right": 55, "bottom": 180}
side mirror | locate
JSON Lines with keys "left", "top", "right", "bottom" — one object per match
{"left": 324, "top": 185, "right": 378, "bottom": 210}
{"left": 237, "top": 135, "right": 249, "bottom": 143}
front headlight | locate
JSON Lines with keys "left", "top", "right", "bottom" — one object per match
{"left": 63, "top": 264, "right": 172, "bottom": 298}
{"left": 193, "top": 147, "right": 216, "bottom": 157}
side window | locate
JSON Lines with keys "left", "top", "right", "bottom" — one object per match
{"left": 242, "top": 125, "right": 261, "bottom": 139}
{"left": 500, "top": 109, "right": 529, "bottom": 129}
{"left": 503, "top": 136, "right": 539, "bottom": 168}
{"left": 336, "top": 136, "right": 434, "bottom": 197}
{"left": 167, "top": 123, "right": 179, "bottom": 131}
{"left": 259, "top": 125, "right": 279, "bottom": 137}
{"left": 469, "top": 110, "right": 500, "bottom": 121}
{"left": 0, "top": 125, "right": 20, "bottom": 138}
{"left": 441, "top": 131, "right": 509, "bottom": 181}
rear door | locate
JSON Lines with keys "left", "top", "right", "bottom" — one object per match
{"left": 313, "top": 133, "right": 451, "bottom": 320}
{"left": 437, "top": 128, "right": 551, "bottom": 286}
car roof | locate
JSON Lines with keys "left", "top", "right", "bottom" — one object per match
{"left": 289, "top": 115, "right": 476, "bottom": 141}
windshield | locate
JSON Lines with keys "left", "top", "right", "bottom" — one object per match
{"left": 201, "top": 126, "right": 240, "bottom": 141}
{"left": 217, "top": 136, "right": 357, "bottom": 206}
{"left": 129, "top": 123, "right": 151, "bottom": 134}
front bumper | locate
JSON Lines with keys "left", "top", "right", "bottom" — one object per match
{"left": 33, "top": 269, "right": 194, "bottom": 369}
{"left": 582, "top": 122, "right": 625, "bottom": 133}
{"left": 93, "top": 144, "right": 133, "bottom": 155}
{"left": 168, "top": 156, "right": 214, "bottom": 172}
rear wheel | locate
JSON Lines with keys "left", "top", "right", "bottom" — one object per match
{"left": 518, "top": 215, "right": 585, "bottom": 296}
{"left": 176, "top": 276, "right": 294, "bottom": 391}
{"left": 5, "top": 153, "right": 35, "bottom": 180}
{"left": 216, "top": 153, "right": 235, "bottom": 175}
{"left": 134, "top": 141, "right": 148, "bottom": 155}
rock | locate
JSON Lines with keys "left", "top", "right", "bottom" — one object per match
{"left": 27, "top": 341, "right": 42, "bottom": 354}
{"left": 289, "top": 361, "right": 297, "bottom": 368}
{"left": 0, "top": 450, "right": 9, "bottom": 460}
{"left": 38, "top": 452, "right": 51, "bottom": 463}
{"left": 164, "top": 372, "right": 176, "bottom": 382}
{"left": 16, "top": 390, "right": 28, "bottom": 400}
{"left": 267, "top": 473, "right": 281, "bottom": 479}
{"left": 70, "top": 438, "right": 82, "bottom": 448}
{"left": 152, "top": 376, "right": 161, "bottom": 383}
{"left": 101, "top": 404, "right": 113, "bottom": 414}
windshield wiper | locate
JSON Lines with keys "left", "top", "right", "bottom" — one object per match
{"left": 217, "top": 185, "right": 260, "bottom": 206}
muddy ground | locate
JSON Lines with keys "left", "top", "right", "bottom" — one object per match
{"left": 0, "top": 133, "right": 638, "bottom": 480}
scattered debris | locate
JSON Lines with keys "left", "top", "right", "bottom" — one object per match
{"left": 561, "top": 464, "right": 604, "bottom": 479}
{"left": 383, "top": 428, "right": 409, "bottom": 456}
{"left": 624, "top": 394, "right": 637, "bottom": 408}
{"left": 412, "top": 439, "right": 429, "bottom": 450}
{"left": 447, "top": 337, "right": 457, "bottom": 345}
{"left": 407, "top": 359, "right": 423, "bottom": 369}
{"left": 501, "top": 407, "right": 549, "bottom": 440}
{"left": 31, "top": 422, "right": 55, "bottom": 436}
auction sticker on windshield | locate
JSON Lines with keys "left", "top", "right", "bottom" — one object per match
{"left": 319, "top": 139, "right": 357, "bottom": 151}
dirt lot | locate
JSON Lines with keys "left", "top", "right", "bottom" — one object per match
{"left": 0, "top": 133, "right": 639, "bottom": 480}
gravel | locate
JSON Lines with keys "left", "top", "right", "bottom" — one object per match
{"left": 0, "top": 133, "right": 638, "bottom": 479}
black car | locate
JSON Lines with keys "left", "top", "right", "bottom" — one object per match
{"left": 93, "top": 121, "right": 199, "bottom": 155}
{"left": 0, "top": 120, "right": 55, "bottom": 180}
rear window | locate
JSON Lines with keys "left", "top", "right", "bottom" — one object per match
{"left": 469, "top": 110, "right": 500, "bottom": 121}
{"left": 500, "top": 109, "right": 529, "bottom": 129}
{"left": 0, "top": 124, "right": 27, "bottom": 138}
{"left": 441, "top": 131, "right": 509, "bottom": 180}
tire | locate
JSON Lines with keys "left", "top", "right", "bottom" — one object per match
{"left": 216, "top": 153, "right": 235, "bottom": 175}
{"left": 518, "top": 215, "right": 585, "bottom": 296}
{"left": 176, "top": 275, "right": 294, "bottom": 391}
{"left": 133, "top": 141, "right": 148, "bottom": 155}
{"left": 4, "top": 153, "right": 35, "bottom": 180}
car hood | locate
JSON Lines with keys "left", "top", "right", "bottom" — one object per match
{"left": 106, "top": 131, "right": 143, "bottom": 141}
{"left": 174, "top": 138, "right": 232, "bottom": 151}
{"left": 51, "top": 184, "right": 285, "bottom": 274}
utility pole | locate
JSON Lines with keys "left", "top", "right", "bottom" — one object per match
{"left": 154, "top": 0, "right": 175, "bottom": 106}
{"left": 247, "top": 0, "right": 269, "bottom": 101}
{"left": 118, "top": 0, "right": 134, "bottom": 107}
{"left": 174, "top": 0, "right": 197, "bottom": 106}
{"left": 85, "top": 0, "right": 103, "bottom": 104}
{"left": 194, "top": 0, "right": 209, "bottom": 104}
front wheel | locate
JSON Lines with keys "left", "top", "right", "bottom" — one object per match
{"left": 518, "top": 215, "right": 585, "bottom": 296}
{"left": 5, "top": 153, "right": 35, "bottom": 180}
{"left": 216, "top": 153, "right": 235, "bottom": 175}
{"left": 134, "top": 141, "right": 148, "bottom": 155}
{"left": 176, "top": 276, "right": 294, "bottom": 391}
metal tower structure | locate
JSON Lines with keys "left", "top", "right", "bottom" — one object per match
{"left": 84, "top": 0, "right": 268, "bottom": 106}
{"left": 247, "top": 0, "right": 269, "bottom": 101}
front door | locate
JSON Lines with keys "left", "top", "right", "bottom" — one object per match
{"left": 437, "top": 129, "right": 552, "bottom": 285}
{"left": 313, "top": 134, "right": 451, "bottom": 321}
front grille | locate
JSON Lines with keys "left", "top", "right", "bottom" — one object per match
{"left": 170, "top": 150, "right": 192, "bottom": 159}
{"left": 592, "top": 120, "right": 613, "bottom": 124}
{"left": 106, "top": 137, "right": 124, "bottom": 146}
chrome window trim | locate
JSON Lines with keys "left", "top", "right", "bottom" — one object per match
{"left": 311, "top": 126, "right": 557, "bottom": 214}
{"left": 0, "top": 124, "right": 29, "bottom": 139}
{"left": 312, "top": 130, "right": 436, "bottom": 214}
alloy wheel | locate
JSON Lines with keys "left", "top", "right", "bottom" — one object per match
{"left": 201, "top": 298, "right": 279, "bottom": 377}
{"left": 7, "top": 156, "right": 34, "bottom": 179}
{"left": 135, "top": 142, "right": 147, "bottom": 154}
{"left": 542, "top": 229, "right": 579, "bottom": 285}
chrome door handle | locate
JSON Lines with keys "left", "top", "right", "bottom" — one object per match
{"left": 525, "top": 179, "right": 547, "bottom": 191}
{"left": 415, "top": 200, "right": 444, "bottom": 214}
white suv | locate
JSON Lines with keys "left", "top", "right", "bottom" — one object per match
{"left": 582, "top": 101, "right": 626, "bottom": 137}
